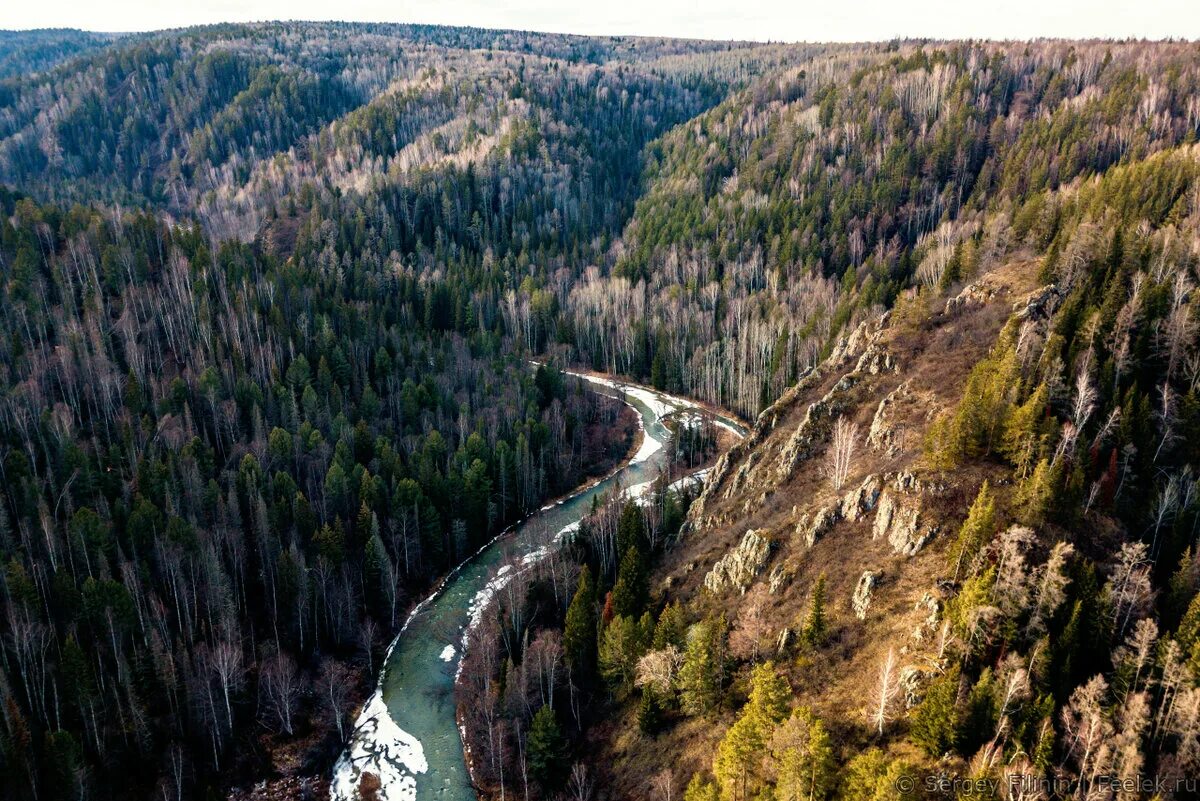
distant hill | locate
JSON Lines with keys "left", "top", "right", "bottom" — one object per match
{"left": 0, "top": 24, "right": 1197, "bottom": 801}
{"left": 0, "top": 28, "right": 122, "bottom": 78}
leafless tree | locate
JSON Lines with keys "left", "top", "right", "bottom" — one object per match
{"left": 1003, "top": 755, "right": 1046, "bottom": 801}
{"left": 1112, "top": 618, "right": 1158, "bottom": 703}
{"left": 319, "top": 658, "right": 354, "bottom": 741}
{"left": 994, "top": 653, "right": 1031, "bottom": 742}
{"left": 1111, "top": 692, "right": 1151, "bottom": 799}
{"left": 566, "top": 762, "right": 594, "bottom": 801}
{"left": 992, "top": 525, "right": 1034, "bottom": 616}
{"left": 1153, "top": 640, "right": 1189, "bottom": 745}
{"left": 259, "top": 650, "right": 301, "bottom": 735}
{"left": 1160, "top": 271, "right": 1196, "bottom": 382}
{"left": 651, "top": 768, "right": 675, "bottom": 801}
{"left": 359, "top": 618, "right": 380, "bottom": 675}
{"left": 866, "top": 647, "right": 901, "bottom": 736}
{"left": 635, "top": 646, "right": 683, "bottom": 695}
{"left": 729, "top": 584, "right": 772, "bottom": 663}
{"left": 209, "top": 639, "right": 243, "bottom": 733}
{"left": 1166, "top": 687, "right": 1200, "bottom": 775}
{"left": 1105, "top": 542, "right": 1153, "bottom": 639}
{"left": 524, "top": 630, "right": 562, "bottom": 711}
{"left": 1071, "top": 351, "right": 1097, "bottom": 429}
{"left": 1153, "top": 382, "right": 1180, "bottom": 464}
{"left": 826, "top": 416, "right": 859, "bottom": 492}
{"left": 1060, "top": 675, "right": 1113, "bottom": 792}
{"left": 1026, "top": 541, "right": 1075, "bottom": 638}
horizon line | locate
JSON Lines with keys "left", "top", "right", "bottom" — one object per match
{"left": 2, "top": 19, "right": 1197, "bottom": 45}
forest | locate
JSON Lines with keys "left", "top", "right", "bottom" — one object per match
{"left": 0, "top": 22, "right": 1197, "bottom": 801}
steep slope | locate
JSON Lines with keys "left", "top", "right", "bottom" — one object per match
{"left": 586, "top": 143, "right": 1199, "bottom": 799}
{"left": 0, "top": 23, "right": 792, "bottom": 801}
{"left": 565, "top": 41, "right": 1200, "bottom": 419}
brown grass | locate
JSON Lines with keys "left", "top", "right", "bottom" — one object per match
{"left": 593, "top": 256, "right": 1044, "bottom": 796}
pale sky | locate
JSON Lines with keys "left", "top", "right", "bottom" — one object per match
{"left": 2, "top": 0, "right": 1198, "bottom": 42}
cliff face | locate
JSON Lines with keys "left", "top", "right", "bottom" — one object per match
{"left": 593, "top": 250, "right": 1074, "bottom": 795}
{"left": 585, "top": 141, "right": 1200, "bottom": 801}
{"left": 583, "top": 260, "right": 1032, "bottom": 786}
{"left": 677, "top": 258, "right": 1040, "bottom": 684}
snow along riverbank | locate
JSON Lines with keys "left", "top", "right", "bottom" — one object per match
{"left": 329, "top": 370, "right": 745, "bottom": 801}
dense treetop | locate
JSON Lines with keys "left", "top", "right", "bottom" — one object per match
{"left": 0, "top": 24, "right": 1197, "bottom": 801}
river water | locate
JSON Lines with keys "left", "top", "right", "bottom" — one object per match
{"left": 330, "top": 372, "right": 746, "bottom": 801}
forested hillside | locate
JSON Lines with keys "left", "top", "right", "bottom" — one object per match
{"left": 0, "top": 23, "right": 764, "bottom": 213}
{"left": 0, "top": 29, "right": 120, "bottom": 79}
{"left": 558, "top": 43, "right": 1200, "bottom": 801}
{"left": 0, "top": 23, "right": 1197, "bottom": 801}
{"left": 567, "top": 41, "right": 1200, "bottom": 417}
{"left": 0, "top": 23, "right": 772, "bottom": 800}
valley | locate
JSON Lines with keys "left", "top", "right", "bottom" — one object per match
{"left": 331, "top": 373, "right": 745, "bottom": 801}
{"left": 0, "top": 22, "right": 1196, "bottom": 801}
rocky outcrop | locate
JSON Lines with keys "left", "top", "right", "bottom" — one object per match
{"left": 944, "top": 277, "right": 1001, "bottom": 315}
{"left": 726, "top": 448, "right": 763, "bottom": 499}
{"left": 840, "top": 474, "right": 883, "bottom": 522}
{"left": 689, "top": 315, "right": 903, "bottom": 532}
{"left": 768, "top": 563, "right": 792, "bottom": 594}
{"left": 704, "top": 529, "right": 773, "bottom": 594}
{"left": 775, "top": 383, "right": 851, "bottom": 479}
{"left": 789, "top": 476, "right": 883, "bottom": 551}
{"left": 898, "top": 666, "right": 928, "bottom": 709}
{"left": 828, "top": 314, "right": 891, "bottom": 367}
{"left": 873, "top": 490, "right": 932, "bottom": 555}
{"left": 827, "top": 319, "right": 874, "bottom": 366}
{"left": 1014, "top": 284, "right": 1060, "bottom": 321}
{"left": 852, "top": 571, "right": 878, "bottom": 620}
{"left": 795, "top": 502, "right": 841, "bottom": 547}
{"left": 869, "top": 472, "right": 946, "bottom": 556}
{"left": 910, "top": 590, "right": 942, "bottom": 643}
{"left": 866, "top": 382, "right": 910, "bottom": 457}
{"left": 775, "top": 321, "right": 897, "bottom": 482}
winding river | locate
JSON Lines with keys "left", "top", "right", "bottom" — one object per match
{"left": 330, "top": 372, "right": 747, "bottom": 801}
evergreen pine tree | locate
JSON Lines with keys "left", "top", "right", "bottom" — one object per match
{"left": 563, "top": 565, "right": 598, "bottom": 678}
{"left": 611, "top": 546, "right": 649, "bottom": 619}
{"left": 1163, "top": 548, "right": 1195, "bottom": 631}
{"left": 949, "top": 482, "right": 996, "bottom": 580}
{"left": 684, "top": 773, "right": 720, "bottom": 801}
{"left": 653, "top": 602, "right": 686, "bottom": 649}
{"left": 841, "top": 749, "right": 916, "bottom": 801}
{"left": 680, "top": 615, "right": 727, "bottom": 716}
{"left": 527, "top": 704, "right": 569, "bottom": 793}
{"left": 617, "top": 501, "right": 646, "bottom": 558}
{"left": 637, "top": 688, "right": 664, "bottom": 735}
{"left": 1001, "top": 384, "right": 1050, "bottom": 476}
{"left": 801, "top": 575, "right": 827, "bottom": 647}
{"left": 910, "top": 665, "right": 962, "bottom": 758}
{"left": 770, "top": 707, "right": 834, "bottom": 801}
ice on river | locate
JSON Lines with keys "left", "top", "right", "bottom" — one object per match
{"left": 331, "top": 371, "right": 740, "bottom": 801}
{"left": 623, "top": 467, "right": 712, "bottom": 506}
{"left": 330, "top": 689, "right": 428, "bottom": 801}
{"left": 571, "top": 372, "right": 689, "bottom": 421}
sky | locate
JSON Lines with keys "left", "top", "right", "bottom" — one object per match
{"left": 2, "top": 0, "right": 1198, "bottom": 42}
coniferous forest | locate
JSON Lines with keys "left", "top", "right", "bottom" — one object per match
{"left": 0, "top": 22, "right": 1198, "bottom": 801}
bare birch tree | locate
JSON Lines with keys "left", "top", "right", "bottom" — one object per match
{"left": 867, "top": 647, "right": 901, "bottom": 735}
{"left": 827, "top": 417, "right": 859, "bottom": 492}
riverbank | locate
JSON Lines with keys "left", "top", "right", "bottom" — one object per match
{"left": 228, "top": 387, "right": 638, "bottom": 801}
{"left": 328, "top": 372, "right": 744, "bottom": 801}
{"left": 454, "top": 373, "right": 749, "bottom": 801}
{"left": 326, "top": 378, "right": 655, "bottom": 801}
